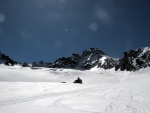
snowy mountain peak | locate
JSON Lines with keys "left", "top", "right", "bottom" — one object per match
{"left": 1, "top": 47, "right": 150, "bottom": 71}
{"left": 52, "top": 47, "right": 150, "bottom": 71}
{"left": 0, "top": 52, "right": 16, "bottom": 66}
{"left": 52, "top": 48, "right": 117, "bottom": 70}
{"left": 115, "top": 46, "right": 150, "bottom": 71}
{"left": 82, "top": 48, "right": 106, "bottom": 56}
{"left": 138, "top": 47, "right": 150, "bottom": 57}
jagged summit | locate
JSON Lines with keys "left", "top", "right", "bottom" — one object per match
{"left": 115, "top": 46, "right": 150, "bottom": 71}
{"left": 0, "top": 52, "right": 16, "bottom": 66}
{"left": 1, "top": 47, "right": 150, "bottom": 71}
{"left": 53, "top": 48, "right": 117, "bottom": 70}
{"left": 29, "top": 46, "right": 150, "bottom": 71}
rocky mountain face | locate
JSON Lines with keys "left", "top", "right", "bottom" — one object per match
{"left": 0, "top": 52, "right": 16, "bottom": 66}
{"left": 32, "top": 61, "right": 53, "bottom": 68}
{"left": 53, "top": 48, "right": 118, "bottom": 70}
{"left": 1, "top": 47, "right": 150, "bottom": 71}
{"left": 115, "top": 47, "right": 150, "bottom": 71}
{"left": 30, "top": 47, "right": 150, "bottom": 71}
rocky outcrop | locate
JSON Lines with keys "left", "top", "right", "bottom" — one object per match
{"left": 115, "top": 47, "right": 150, "bottom": 71}
{"left": 73, "top": 77, "right": 82, "bottom": 84}
{"left": 22, "top": 62, "right": 30, "bottom": 67}
{"left": 32, "top": 61, "right": 53, "bottom": 68}
{"left": 53, "top": 48, "right": 117, "bottom": 70}
{"left": 0, "top": 52, "right": 17, "bottom": 66}
{"left": 1, "top": 47, "right": 150, "bottom": 72}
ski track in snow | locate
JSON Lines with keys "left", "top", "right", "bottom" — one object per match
{"left": 0, "top": 65, "right": 150, "bottom": 113}
{"left": 0, "top": 83, "right": 149, "bottom": 113}
{"left": 0, "top": 87, "right": 98, "bottom": 107}
{"left": 104, "top": 88, "right": 140, "bottom": 113}
{"left": 103, "top": 87, "right": 149, "bottom": 113}
{"left": 54, "top": 85, "right": 149, "bottom": 113}
{"left": 53, "top": 87, "right": 109, "bottom": 113}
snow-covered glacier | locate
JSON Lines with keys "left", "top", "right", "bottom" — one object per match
{"left": 0, "top": 64, "right": 150, "bottom": 113}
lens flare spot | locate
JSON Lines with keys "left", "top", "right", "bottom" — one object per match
{"left": 0, "top": 14, "right": 5, "bottom": 23}
{"left": 89, "top": 23, "right": 98, "bottom": 32}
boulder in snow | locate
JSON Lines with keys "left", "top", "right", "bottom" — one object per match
{"left": 73, "top": 77, "right": 82, "bottom": 84}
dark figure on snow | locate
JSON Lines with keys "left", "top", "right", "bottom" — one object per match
{"left": 73, "top": 77, "right": 82, "bottom": 84}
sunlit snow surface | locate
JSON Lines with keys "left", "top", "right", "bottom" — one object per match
{"left": 0, "top": 64, "right": 150, "bottom": 113}
{"left": 139, "top": 47, "right": 150, "bottom": 57}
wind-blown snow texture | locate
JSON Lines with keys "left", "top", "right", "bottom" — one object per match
{"left": 0, "top": 64, "right": 150, "bottom": 113}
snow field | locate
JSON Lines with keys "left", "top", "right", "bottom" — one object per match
{"left": 0, "top": 64, "right": 150, "bottom": 113}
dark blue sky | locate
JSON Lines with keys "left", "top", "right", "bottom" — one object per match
{"left": 0, "top": 0, "right": 150, "bottom": 63}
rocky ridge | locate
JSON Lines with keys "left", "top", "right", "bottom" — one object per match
{"left": 52, "top": 48, "right": 118, "bottom": 70}
{"left": 115, "top": 47, "right": 150, "bottom": 71}
{"left": 0, "top": 52, "right": 17, "bottom": 66}
{"left": 1, "top": 47, "right": 150, "bottom": 71}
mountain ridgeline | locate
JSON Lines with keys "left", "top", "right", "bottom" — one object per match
{"left": 115, "top": 47, "right": 150, "bottom": 71}
{"left": 1, "top": 47, "right": 150, "bottom": 71}
{"left": 0, "top": 52, "right": 17, "bottom": 66}
{"left": 52, "top": 48, "right": 118, "bottom": 70}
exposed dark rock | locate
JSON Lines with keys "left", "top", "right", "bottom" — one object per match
{"left": 32, "top": 61, "right": 53, "bottom": 68}
{"left": 1, "top": 47, "right": 150, "bottom": 72}
{"left": 61, "top": 82, "right": 66, "bottom": 83}
{"left": 22, "top": 62, "right": 30, "bottom": 67}
{"left": 73, "top": 77, "right": 82, "bottom": 84}
{"left": 0, "top": 52, "right": 17, "bottom": 66}
{"left": 98, "top": 58, "right": 118, "bottom": 69}
{"left": 52, "top": 48, "right": 117, "bottom": 70}
{"left": 115, "top": 47, "right": 150, "bottom": 71}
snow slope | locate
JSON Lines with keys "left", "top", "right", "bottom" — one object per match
{"left": 0, "top": 64, "right": 150, "bottom": 113}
